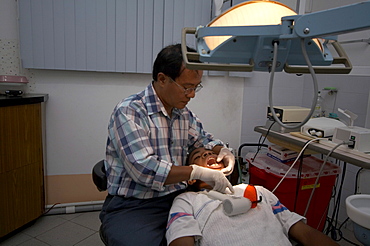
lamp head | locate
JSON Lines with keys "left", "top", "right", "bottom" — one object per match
{"left": 199, "top": 1, "right": 327, "bottom": 72}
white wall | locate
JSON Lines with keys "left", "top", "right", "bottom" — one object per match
{"left": 27, "top": 70, "right": 243, "bottom": 175}
{"left": 240, "top": 72, "right": 305, "bottom": 147}
{"left": 0, "top": 0, "right": 17, "bottom": 39}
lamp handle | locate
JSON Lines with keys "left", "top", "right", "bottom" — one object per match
{"left": 284, "top": 41, "right": 352, "bottom": 74}
{"left": 181, "top": 27, "right": 255, "bottom": 72}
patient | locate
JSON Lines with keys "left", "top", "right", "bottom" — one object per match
{"left": 166, "top": 147, "right": 338, "bottom": 246}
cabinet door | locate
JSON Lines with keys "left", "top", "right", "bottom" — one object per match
{"left": 18, "top": 0, "right": 212, "bottom": 73}
{"left": 0, "top": 104, "right": 44, "bottom": 237}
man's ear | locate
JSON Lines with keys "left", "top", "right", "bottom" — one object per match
{"left": 187, "top": 180, "right": 196, "bottom": 185}
{"left": 156, "top": 72, "right": 167, "bottom": 87}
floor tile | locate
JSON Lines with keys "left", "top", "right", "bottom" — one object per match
{"left": 35, "top": 221, "right": 95, "bottom": 246}
{"left": 70, "top": 211, "right": 101, "bottom": 231}
{"left": 0, "top": 233, "right": 33, "bottom": 246}
{"left": 22, "top": 216, "right": 67, "bottom": 237}
{"left": 55, "top": 213, "right": 83, "bottom": 221}
{"left": 75, "top": 232, "right": 105, "bottom": 246}
{"left": 17, "top": 238, "right": 50, "bottom": 246}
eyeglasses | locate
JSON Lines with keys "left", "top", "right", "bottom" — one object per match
{"left": 168, "top": 77, "right": 203, "bottom": 95}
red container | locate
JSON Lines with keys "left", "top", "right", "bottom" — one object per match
{"left": 247, "top": 153, "right": 341, "bottom": 231}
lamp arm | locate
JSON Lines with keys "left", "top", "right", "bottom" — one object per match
{"left": 291, "top": 1, "right": 370, "bottom": 39}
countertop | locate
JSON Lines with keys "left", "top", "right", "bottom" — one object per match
{"left": 0, "top": 93, "right": 48, "bottom": 107}
{"left": 254, "top": 125, "right": 370, "bottom": 169}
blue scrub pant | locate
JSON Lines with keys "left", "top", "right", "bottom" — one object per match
{"left": 100, "top": 190, "right": 184, "bottom": 246}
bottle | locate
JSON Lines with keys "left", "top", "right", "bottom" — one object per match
{"left": 313, "top": 91, "right": 323, "bottom": 118}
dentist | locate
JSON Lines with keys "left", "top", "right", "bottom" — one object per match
{"left": 99, "top": 44, "right": 235, "bottom": 246}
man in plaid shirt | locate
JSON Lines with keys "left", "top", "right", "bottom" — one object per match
{"left": 99, "top": 44, "right": 235, "bottom": 246}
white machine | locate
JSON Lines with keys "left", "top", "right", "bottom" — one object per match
{"left": 301, "top": 117, "right": 347, "bottom": 138}
{"left": 266, "top": 106, "right": 310, "bottom": 133}
{"left": 332, "top": 126, "right": 370, "bottom": 152}
{"left": 267, "top": 106, "right": 310, "bottom": 123}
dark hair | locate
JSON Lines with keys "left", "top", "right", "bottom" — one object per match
{"left": 186, "top": 145, "right": 198, "bottom": 166}
{"left": 152, "top": 44, "right": 196, "bottom": 81}
{"left": 185, "top": 146, "right": 210, "bottom": 192}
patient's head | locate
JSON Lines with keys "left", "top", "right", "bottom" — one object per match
{"left": 188, "top": 147, "right": 225, "bottom": 170}
{"left": 187, "top": 147, "right": 225, "bottom": 190}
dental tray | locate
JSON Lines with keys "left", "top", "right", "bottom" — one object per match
{"left": 0, "top": 75, "right": 29, "bottom": 86}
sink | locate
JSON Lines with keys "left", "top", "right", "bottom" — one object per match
{"left": 346, "top": 194, "right": 370, "bottom": 246}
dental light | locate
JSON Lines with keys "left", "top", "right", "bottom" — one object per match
{"left": 182, "top": 0, "right": 370, "bottom": 74}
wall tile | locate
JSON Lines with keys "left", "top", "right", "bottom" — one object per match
{"left": 0, "top": 39, "right": 20, "bottom": 75}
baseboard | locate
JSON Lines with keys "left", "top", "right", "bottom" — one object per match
{"left": 45, "top": 200, "right": 104, "bottom": 215}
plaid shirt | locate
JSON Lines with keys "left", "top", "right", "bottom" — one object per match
{"left": 105, "top": 83, "right": 224, "bottom": 199}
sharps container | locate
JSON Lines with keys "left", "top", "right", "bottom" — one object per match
{"left": 247, "top": 153, "right": 341, "bottom": 231}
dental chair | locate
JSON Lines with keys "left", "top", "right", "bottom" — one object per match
{"left": 92, "top": 160, "right": 107, "bottom": 191}
{"left": 92, "top": 160, "right": 108, "bottom": 245}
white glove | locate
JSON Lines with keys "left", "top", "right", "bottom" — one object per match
{"left": 216, "top": 147, "right": 235, "bottom": 176}
{"left": 190, "top": 165, "right": 234, "bottom": 194}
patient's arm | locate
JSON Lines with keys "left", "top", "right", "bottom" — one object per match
{"left": 169, "top": 236, "right": 195, "bottom": 246}
{"left": 289, "top": 221, "right": 339, "bottom": 246}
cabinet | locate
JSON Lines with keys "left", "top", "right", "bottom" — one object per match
{"left": 0, "top": 100, "right": 45, "bottom": 238}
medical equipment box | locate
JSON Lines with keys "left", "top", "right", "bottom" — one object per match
{"left": 247, "top": 153, "right": 341, "bottom": 231}
{"left": 332, "top": 126, "right": 370, "bottom": 152}
{"left": 267, "top": 144, "right": 298, "bottom": 163}
{"left": 267, "top": 106, "right": 310, "bottom": 123}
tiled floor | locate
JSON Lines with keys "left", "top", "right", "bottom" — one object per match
{"left": 0, "top": 211, "right": 104, "bottom": 246}
{"left": 0, "top": 211, "right": 363, "bottom": 246}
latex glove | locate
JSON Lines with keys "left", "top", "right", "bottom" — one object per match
{"left": 217, "top": 147, "right": 235, "bottom": 176}
{"left": 190, "top": 165, "right": 234, "bottom": 194}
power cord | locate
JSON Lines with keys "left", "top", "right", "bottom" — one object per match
{"left": 304, "top": 141, "right": 352, "bottom": 217}
{"left": 324, "top": 166, "right": 363, "bottom": 245}
{"left": 336, "top": 217, "right": 360, "bottom": 246}
{"left": 325, "top": 161, "right": 347, "bottom": 237}
{"left": 252, "top": 120, "right": 275, "bottom": 161}
{"left": 43, "top": 203, "right": 61, "bottom": 215}
{"left": 293, "top": 154, "right": 304, "bottom": 212}
{"left": 355, "top": 168, "right": 364, "bottom": 194}
{"left": 272, "top": 137, "right": 323, "bottom": 193}
{"left": 268, "top": 39, "right": 319, "bottom": 129}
